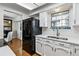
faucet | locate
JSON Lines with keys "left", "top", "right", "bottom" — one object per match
{"left": 56, "top": 28, "right": 60, "bottom": 36}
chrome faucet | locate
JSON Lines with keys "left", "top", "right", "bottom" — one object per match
{"left": 56, "top": 28, "right": 60, "bottom": 36}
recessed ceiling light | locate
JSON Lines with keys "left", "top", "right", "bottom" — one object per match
{"left": 55, "top": 8, "right": 60, "bottom": 12}
{"left": 8, "top": 21, "right": 11, "bottom": 24}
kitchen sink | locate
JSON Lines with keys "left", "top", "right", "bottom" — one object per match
{"left": 47, "top": 36, "right": 68, "bottom": 40}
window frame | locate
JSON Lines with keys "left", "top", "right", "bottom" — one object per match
{"left": 51, "top": 10, "right": 71, "bottom": 29}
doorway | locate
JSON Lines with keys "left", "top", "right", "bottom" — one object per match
{"left": 3, "top": 10, "right": 22, "bottom": 56}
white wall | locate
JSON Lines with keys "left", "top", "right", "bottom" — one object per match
{"left": 30, "top": 3, "right": 79, "bottom": 41}
{"left": 13, "top": 16, "right": 22, "bottom": 40}
{"left": 0, "top": 5, "right": 28, "bottom": 39}
{"left": 0, "top": 5, "right": 29, "bottom": 20}
{"left": 0, "top": 8, "right": 4, "bottom": 39}
{"left": 30, "top": 3, "right": 64, "bottom": 15}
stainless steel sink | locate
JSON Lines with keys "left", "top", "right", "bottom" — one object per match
{"left": 47, "top": 36, "right": 68, "bottom": 40}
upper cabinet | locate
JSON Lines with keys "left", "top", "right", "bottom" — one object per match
{"left": 73, "top": 4, "right": 79, "bottom": 26}
{"left": 39, "top": 11, "right": 48, "bottom": 27}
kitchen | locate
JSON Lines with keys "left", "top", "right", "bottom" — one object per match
{"left": 0, "top": 3, "right": 79, "bottom": 56}
{"left": 33, "top": 3, "right": 79, "bottom": 56}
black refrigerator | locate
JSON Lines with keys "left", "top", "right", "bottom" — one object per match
{"left": 22, "top": 17, "right": 42, "bottom": 55}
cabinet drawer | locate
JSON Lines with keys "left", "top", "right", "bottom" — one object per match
{"left": 54, "top": 45, "right": 71, "bottom": 56}
{"left": 54, "top": 41, "right": 73, "bottom": 49}
{"left": 45, "top": 39, "right": 56, "bottom": 44}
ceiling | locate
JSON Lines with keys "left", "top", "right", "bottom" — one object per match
{"left": 0, "top": 3, "right": 30, "bottom": 14}
{"left": 0, "top": 3, "right": 47, "bottom": 15}
{"left": 17, "top": 3, "right": 46, "bottom": 10}
{"left": 0, "top": 3, "right": 72, "bottom": 16}
{"left": 48, "top": 3, "right": 72, "bottom": 14}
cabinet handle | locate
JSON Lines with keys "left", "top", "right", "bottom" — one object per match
{"left": 52, "top": 48, "right": 53, "bottom": 51}
{"left": 70, "top": 51, "right": 72, "bottom": 55}
{"left": 74, "top": 20, "right": 76, "bottom": 24}
{"left": 74, "top": 48, "right": 76, "bottom": 54}
{"left": 74, "top": 48, "right": 79, "bottom": 54}
{"left": 41, "top": 44, "right": 42, "bottom": 47}
{"left": 55, "top": 48, "right": 56, "bottom": 52}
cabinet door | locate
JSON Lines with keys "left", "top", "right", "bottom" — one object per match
{"left": 54, "top": 46, "right": 71, "bottom": 56}
{"left": 36, "top": 42, "right": 43, "bottom": 55}
{"left": 74, "top": 49, "right": 79, "bottom": 56}
{"left": 39, "top": 12, "right": 45, "bottom": 27}
{"left": 44, "top": 44, "right": 54, "bottom": 56}
{"left": 73, "top": 46, "right": 79, "bottom": 56}
{"left": 73, "top": 4, "right": 79, "bottom": 25}
{"left": 39, "top": 12, "right": 48, "bottom": 27}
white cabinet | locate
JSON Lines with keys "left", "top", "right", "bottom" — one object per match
{"left": 35, "top": 36, "right": 79, "bottom": 56}
{"left": 36, "top": 37, "right": 44, "bottom": 55}
{"left": 73, "top": 46, "right": 79, "bottom": 56}
{"left": 74, "top": 49, "right": 79, "bottom": 56}
{"left": 55, "top": 46, "right": 71, "bottom": 56}
{"left": 36, "top": 41, "right": 43, "bottom": 55}
{"left": 44, "top": 39, "right": 55, "bottom": 56}
{"left": 39, "top": 11, "right": 48, "bottom": 27}
{"left": 44, "top": 43, "right": 54, "bottom": 56}
{"left": 73, "top": 4, "right": 79, "bottom": 26}
{"left": 54, "top": 41, "right": 73, "bottom": 56}
{"left": 54, "top": 45, "right": 71, "bottom": 56}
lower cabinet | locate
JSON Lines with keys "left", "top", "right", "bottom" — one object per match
{"left": 73, "top": 46, "right": 79, "bottom": 56}
{"left": 74, "top": 49, "right": 79, "bottom": 56}
{"left": 36, "top": 37, "right": 79, "bottom": 56}
{"left": 36, "top": 41, "right": 44, "bottom": 55}
{"left": 54, "top": 46, "right": 71, "bottom": 56}
{"left": 44, "top": 43, "right": 54, "bottom": 56}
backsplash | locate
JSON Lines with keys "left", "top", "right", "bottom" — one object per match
{"left": 42, "top": 26, "right": 79, "bottom": 41}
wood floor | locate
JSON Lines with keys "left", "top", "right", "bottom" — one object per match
{"left": 8, "top": 38, "right": 31, "bottom": 56}
{"left": 22, "top": 50, "right": 31, "bottom": 56}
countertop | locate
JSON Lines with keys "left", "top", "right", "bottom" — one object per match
{"left": 36, "top": 35, "right": 79, "bottom": 46}
{"left": 0, "top": 45, "right": 16, "bottom": 56}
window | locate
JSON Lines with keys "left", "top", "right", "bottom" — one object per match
{"left": 51, "top": 10, "right": 71, "bottom": 29}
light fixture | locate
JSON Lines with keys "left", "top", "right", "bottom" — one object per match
{"left": 55, "top": 8, "right": 60, "bottom": 12}
{"left": 8, "top": 21, "right": 11, "bottom": 24}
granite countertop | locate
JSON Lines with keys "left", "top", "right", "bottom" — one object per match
{"left": 36, "top": 35, "right": 79, "bottom": 46}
